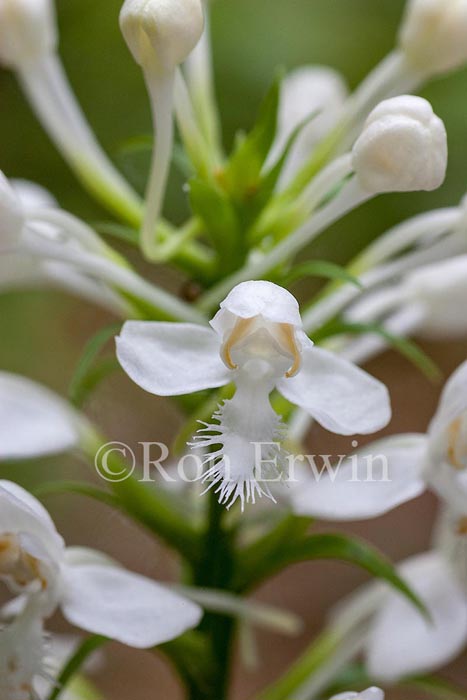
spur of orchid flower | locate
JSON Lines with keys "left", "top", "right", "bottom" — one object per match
{"left": 116, "top": 280, "right": 391, "bottom": 509}
{"left": 0, "top": 479, "right": 202, "bottom": 698}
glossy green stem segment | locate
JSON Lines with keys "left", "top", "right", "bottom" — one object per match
{"left": 81, "top": 431, "right": 201, "bottom": 564}
{"left": 189, "top": 490, "right": 236, "bottom": 700}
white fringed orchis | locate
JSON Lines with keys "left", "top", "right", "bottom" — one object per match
{"left": 120, "top": 0, "right": 204, "bottom": 259}
{"left": 117, "top": 280, "right": 391, "bottom": 509}
{"left": 0, "top": 0, "right": 141, "bottom": 225}
{"left": 0, "top": 479, "right": 202, "bottom": 699}
{"left": 198, "top": 96, "right": 447, "bottom": 311}
{"left": 0, "top": 171, "right": 204, "bottom": 323}
{"left": 268, "top": 65, "right": 349, "bottom": 184}
{"left": 330, "top": 690, "right": 384, "bottom": 700}
{"left": 292, "top": 358, "right": 467, "bottom": 521}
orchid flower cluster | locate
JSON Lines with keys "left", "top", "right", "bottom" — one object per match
{"left": 1, "top": 0, "right": 467, "bottom": 698}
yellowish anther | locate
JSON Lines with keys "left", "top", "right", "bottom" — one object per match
{"left": 0, "top": 533, "right": 47, "bottom": 589}
{"left": 278, "top": 324, "right": 302, "bottom": 378}
{"left": 457, "top": 517, "right": 467, "bottom": 536}
{"left": 0, "top": 534, "right": 20, "bottom": 574}
{"left": 221, "top": 317, "right": 255, "bottom": 370}
{"left": 447, "top": 418, "right": 466, "bottom": 470}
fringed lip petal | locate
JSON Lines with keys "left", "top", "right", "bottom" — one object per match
{"left": 277, "top": 346, "right": 391, "bottom": 436}
{"left": 116, "top": 321, "right": 231, "bottom": 396}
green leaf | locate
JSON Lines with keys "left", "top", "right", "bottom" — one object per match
{"left": 47, "top": 635, "right": 107, "bottom": 700}
{"left": 314, "top": 320, "right": 442, "bottom": 382}
{"left": 188, "top": 179, "right": 241, "bottom": 267}
{"left": 403, "top": 675, "right": 467, "bottom": 700}
{"left": 69, "top": 323, "right": 122, "bottom": 407}
{"left": 235, "top": 532, "right": 428, "bottom": 620}
{"left": 223, "top": 72, "right": 282, "bottom": 198}
{"left": 282, "top": 260, "right": 363, "bottom": 288}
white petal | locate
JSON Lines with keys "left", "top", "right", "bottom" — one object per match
{"left": 11, "top": 179, "right": 57, "bottom": 210}
{"left": 367, "top": 551, "right": 467, "bottom": 681}
{"left": 0, "top": 480, "right": 64, "bottom": 564}
{"left": 116, "top": 321, "right": 230, "bottom": 396}
{"left": 0, "top": 373, "right": 81, "bottom": 460}
{"left": 277, "top": 347, "right": 391, "bottom": 435}
{"left": 61, "top": 564, "right": 202, "bottom": 648}
{"left": 331, "top": 690, "right": 384, "bottom": 700}
{"left": 210, "top": 281, "right": 303, "bottom": 339}
{"left": 291, "top": 434, "right": 427, "bottom": 520}
{"left": 429, "top": 359, "right": 467, "bottom": 439}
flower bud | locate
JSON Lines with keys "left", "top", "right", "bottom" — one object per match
{"left": 403, "top": 256, "right": 467, "bottom": 338}
{"left": 119, "top": 0, "right": 204, "bottom": 72}
{"left": 0, "top": 172, "right": 25, "bottom": 249}
{"left": 352, "top": 96, "right": 447, "bottom": 194}
{"left": 399, "top": 0, "right": 467, "bottom": 76}
{"left": 270, "top": 66, "right": 348, "bottom": 176}
{"left": 0, "top": 0, "right": 57, "bottom": 68}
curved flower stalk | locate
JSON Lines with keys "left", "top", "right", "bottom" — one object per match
{"left": 0, "top": 171, "right": 206, "bottom": 323}
{"left": 120, "top": 0, "right": 205, "bottom": 260}
{"left": 0, "top": 0, "right": 142, "bottom": 225}
{"left": 267, "top": 66, "right": 349, "bottom": 185}
{"left": 198, "top": 95, "right": 447, "bottom": 311}
{"left": 117, "top": 280, "right": 391, "bottom": 509}
{"left": 0, "top": 480, "right": 202, "bottom": 698}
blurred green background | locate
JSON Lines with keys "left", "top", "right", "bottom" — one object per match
{"left": 1, "top": 1, "right": 467, "bottom": 698}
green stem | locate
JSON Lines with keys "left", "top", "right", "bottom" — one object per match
{"left": 190, "top": 491, "right": 236, "bottom": 700}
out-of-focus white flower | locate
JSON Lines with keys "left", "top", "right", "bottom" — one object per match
{"left": 0, "top": 479, "right": 202, "bottom": 698}
{"left": 0, "top": 0, "right": 57, "bottom": 68}
{"left": 292, "top": 358, "right": 467, "bottom": 521}
{"left": 401, "top": 255, "right": 467, "bottom": 339}
{"left": 330, "top": 689, "right": 384, "bottom": 700}
{"left": 399, "top": 0, "right": 467, "bottom": 76}
{"left": 0, "top": 372, "right": 84, "bottom": 460}
{"left": 117, "top": 280, "right": 391, "bottom": 509}
{"left": 269, "top": 65, "right": 348, "bottom": 182}
{"left": 120, "top": 0, "right": 204, "bottom": 73}
{"left": 352, "top": 95, "right": 447, "bottom": 194}
{"left": 0, "top": 172, "right": 25, "bottom": 250}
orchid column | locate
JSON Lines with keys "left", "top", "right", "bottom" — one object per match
{"left": 120, "top": 0, "right": 204, "bottom": 260}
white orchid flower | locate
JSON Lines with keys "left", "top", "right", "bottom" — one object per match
{"left": 0, "top": 480, "right": 202, "bottom": 698}
{"left": 117, "top": 280, "right": 391, "bottom": 509}
{"left": 330, "top": 689, "right": 384, "bottom": 700}
{"left": 292, "top": 358, "right": 467, "bottom": 521}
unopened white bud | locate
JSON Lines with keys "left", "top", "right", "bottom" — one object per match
{"left": 0, "top": 0, "right": 57, "bottom": 68}
{"left": 119, "top": 0, "right": 204, "bottom": 72}
{"left": 403, "top": 256, "right": 467, "bottom": 338}
{"left": 0, "top": 172, "right": 25, "bottom": 249}
{"left": 352, "top": 96, "right": 447, "bottom": 194}
{"left": 399, "top": 0, "right": 467, "bottom": 76}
